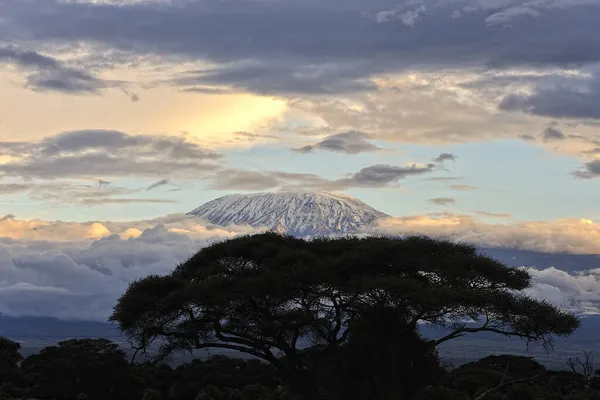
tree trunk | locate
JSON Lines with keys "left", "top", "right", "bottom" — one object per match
{"left": 287, "top": 371, "right": 316, "bottom": 400}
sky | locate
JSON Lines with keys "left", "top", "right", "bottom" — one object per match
{"left": 1, "top": 0, "right": 600, "bottom": 320}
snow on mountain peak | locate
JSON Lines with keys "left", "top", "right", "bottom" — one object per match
{"left": 186, "top": 191, "right": 390, "bottom": 236}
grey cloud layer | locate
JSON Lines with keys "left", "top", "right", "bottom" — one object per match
{"left": 1, "top": 181, "right": 179, "bottom": 206}
{"left": 293, "top": 131, "right": 380, "bottom": 154}
{"left": 543, "top": 124, "right": 566, "bottom": 141}
{"left": 3, "top": 0, "right": 600, "bottom": 95}
{"left": 206, "top": 163, "right": 438, "bottom": 191}
{"left": 0, "top": 130, "right": 221, "bottom": 180}
{"left": 2, "top": 213, "right": 600, "bottom": 320}
{"left": 429, "top": 197, "right": 455, "bottom": 205}
{"left": 573, "top": 159, "right": 600, "bottom": 179}
{"left": 433, "top": 153, "right": 457, "bottom": 163}
{"left": 500, "top": 68, "right": 600, "bottom": 120}
{"left": 0, "top": 218, "right": 259, "bottom": 320}
{"left": 0, "top": 45, "right": 114, "bottom": 94}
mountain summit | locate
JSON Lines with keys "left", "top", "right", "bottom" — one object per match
{"left": 186, "top": 191, "right": 389, "bottom": 236}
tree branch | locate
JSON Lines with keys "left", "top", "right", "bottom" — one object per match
{"left": 430, "top": 324, "right": 538, "bottom": 348}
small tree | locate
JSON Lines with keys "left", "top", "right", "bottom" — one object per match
{"left": 111, "top": 233, "right": 580, "bottom": 398}
{"left": 21, "top": 338, "right": 140, "bottom": 400}
{"left": 567, "top": 351, "right": 595, "bottom": 382}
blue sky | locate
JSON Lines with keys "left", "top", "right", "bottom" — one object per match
{"left": 3, "top": 138, "right": 597, "bottom": 224}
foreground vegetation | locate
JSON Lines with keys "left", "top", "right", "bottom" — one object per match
{"left": 0, "top": 233, "right": 595, "bottom": 399}
{"left": 2, "top": 338, "right": 600, "bottom": 400}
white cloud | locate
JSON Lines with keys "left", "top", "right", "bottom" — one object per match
{"left": 376, "top": 4, "right": 427, "bottom": 26}
{"left": 526, "top": 267, "right": 600, "bottom": 315}
{"left": 3, "top": 211, "right": 600, "bottom": 320}
{"left": 371, "top": 213, "right": 600, "bottom": 254}
{"left": 0, "top": 214, "right": 263, "bottom": 320}
{"left": 485, "top": 6, "right": 541, "bottom": 26}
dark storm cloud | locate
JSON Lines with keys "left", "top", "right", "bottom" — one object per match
{"left": 293, "top": 131, "right": 380, "bottom": 154}
{"left": 0, "top": 45, "right": 114, "bottom": 94}
{"left": 175, "top": 62, "right": 377, "bottom": 95}
{"left": 0, "top": 130, "right": 221, "bottom": 179}
{"left": 499, "top": 70, "right": 600, "bottom": 120}
{"left": 429, "top": 197, "right": 455, "bottom": 205}
{"left": 3, "top": 0, "right": 600, "bottom": 95}
{"left": 572, "top": 160, "right": 600, "bottom": 179}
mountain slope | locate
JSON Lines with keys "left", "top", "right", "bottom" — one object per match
{"left": 186, "top": 191, "right": 389, "bottom": 236}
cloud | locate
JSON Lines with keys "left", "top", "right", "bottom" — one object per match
{"left": 0, "top": 214, "right": 263, "bottom": 320}
{"left": 572, "top": 159, "right": 600, "bottom": 179}
{"left": 0, "top": 130, "right": 221, "bottom": 180}
{"left": 433, "top": 153, "right": 457, "bottom": 163}
{"left": 233, "top": 131, "right": 278, "bottom": 142}
{"left": 97, "top": 179, "right": 112, "bottom": 187}
{"left": 80, "top": 198, "right": 177, "bottom": 205}
{"left": 474, "top": 211, "right": 511, "bottom": 218}
{"left": 526, "top": 267, "right": 600, "bottom": 315}
{"left": 147, "top": 179, "right": 170, "bottom": 191}
{"left": 205, "top": 162, "right": 438, "bottom": 191}
{"left": 0, "top": 45, "right": 115, "bottom": 94}
{"left": 2, "top": 181, "right": 178, "bottom": 206}
{"left": 2, "top": 212, "right": 600, "bottom": 319}
{"left": 341, "top": 163, "right": 437, "bottom": 187}
{"left": 181, "top": 86, "right": 235, "bottom": 95}
{"left": 371, "top": 213, "right": 600, "bottom": 254}
{"left": 292, "top": 131, "right": 380, "bottom": 154}
{"left": 449, "top": 184, "right": 478, "bottom": 191}
{"left": 425, "top": 176, "right": 462, "bottom": 181}
{"left": 281, "top": 75, "right": 542, "bottom": 146}
{"left": 518, "top": 134, "right": 536, "bottom": 141}
{"left": 499, "top": 67, "right": 600, "bottom": 120}
{"left": 3, "top": 0, "right": 600, "bottom": 98}
{"left": 543, "top": 124, "right": 566, "bottom": 141}
{"left": 485, "top": 6, "right": 541, "bottom": 27}
{"left": 121, "top": 88, "right": 140, "bottom": 102}
{"left": 173, "top": 60, "right": 377, "bottom": 95}
{"left": 429, "top": 197, "right": 456, "bottom": 205}
{"left": 0, "top": 183, "right": 31, "bottom": 194}
{"left": 376, "top": 5, "right": 428, "bottom": 26}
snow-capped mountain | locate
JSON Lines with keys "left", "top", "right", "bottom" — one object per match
{"left": 186, "top": 191, "right": 389, "bottom": 236}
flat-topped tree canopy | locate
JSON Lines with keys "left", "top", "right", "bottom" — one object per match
{"left": 111, "top": 233, "right": 579, "bottom": 394}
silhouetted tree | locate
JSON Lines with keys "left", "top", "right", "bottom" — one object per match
{"left": 567, "top": 351, "right": 595, "bottom": 383}
{"left": 0, "top": 337, "right": 26, "bottom": 398}
{"left": 21, "top": 338, "right": 140, "bottom": 400}
{"left": 111, "top": 233, "right": 580, "bottom": 398}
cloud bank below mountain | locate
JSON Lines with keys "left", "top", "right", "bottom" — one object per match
{"left": 1, "top": 212, "right": 600, "bottom": 321}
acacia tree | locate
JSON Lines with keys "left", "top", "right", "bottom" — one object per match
{"left": 110, "top": 233, "right": 579, "bottom": 396}
{"left": 21, "top": 339, "right": 139, "bottom": 400}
